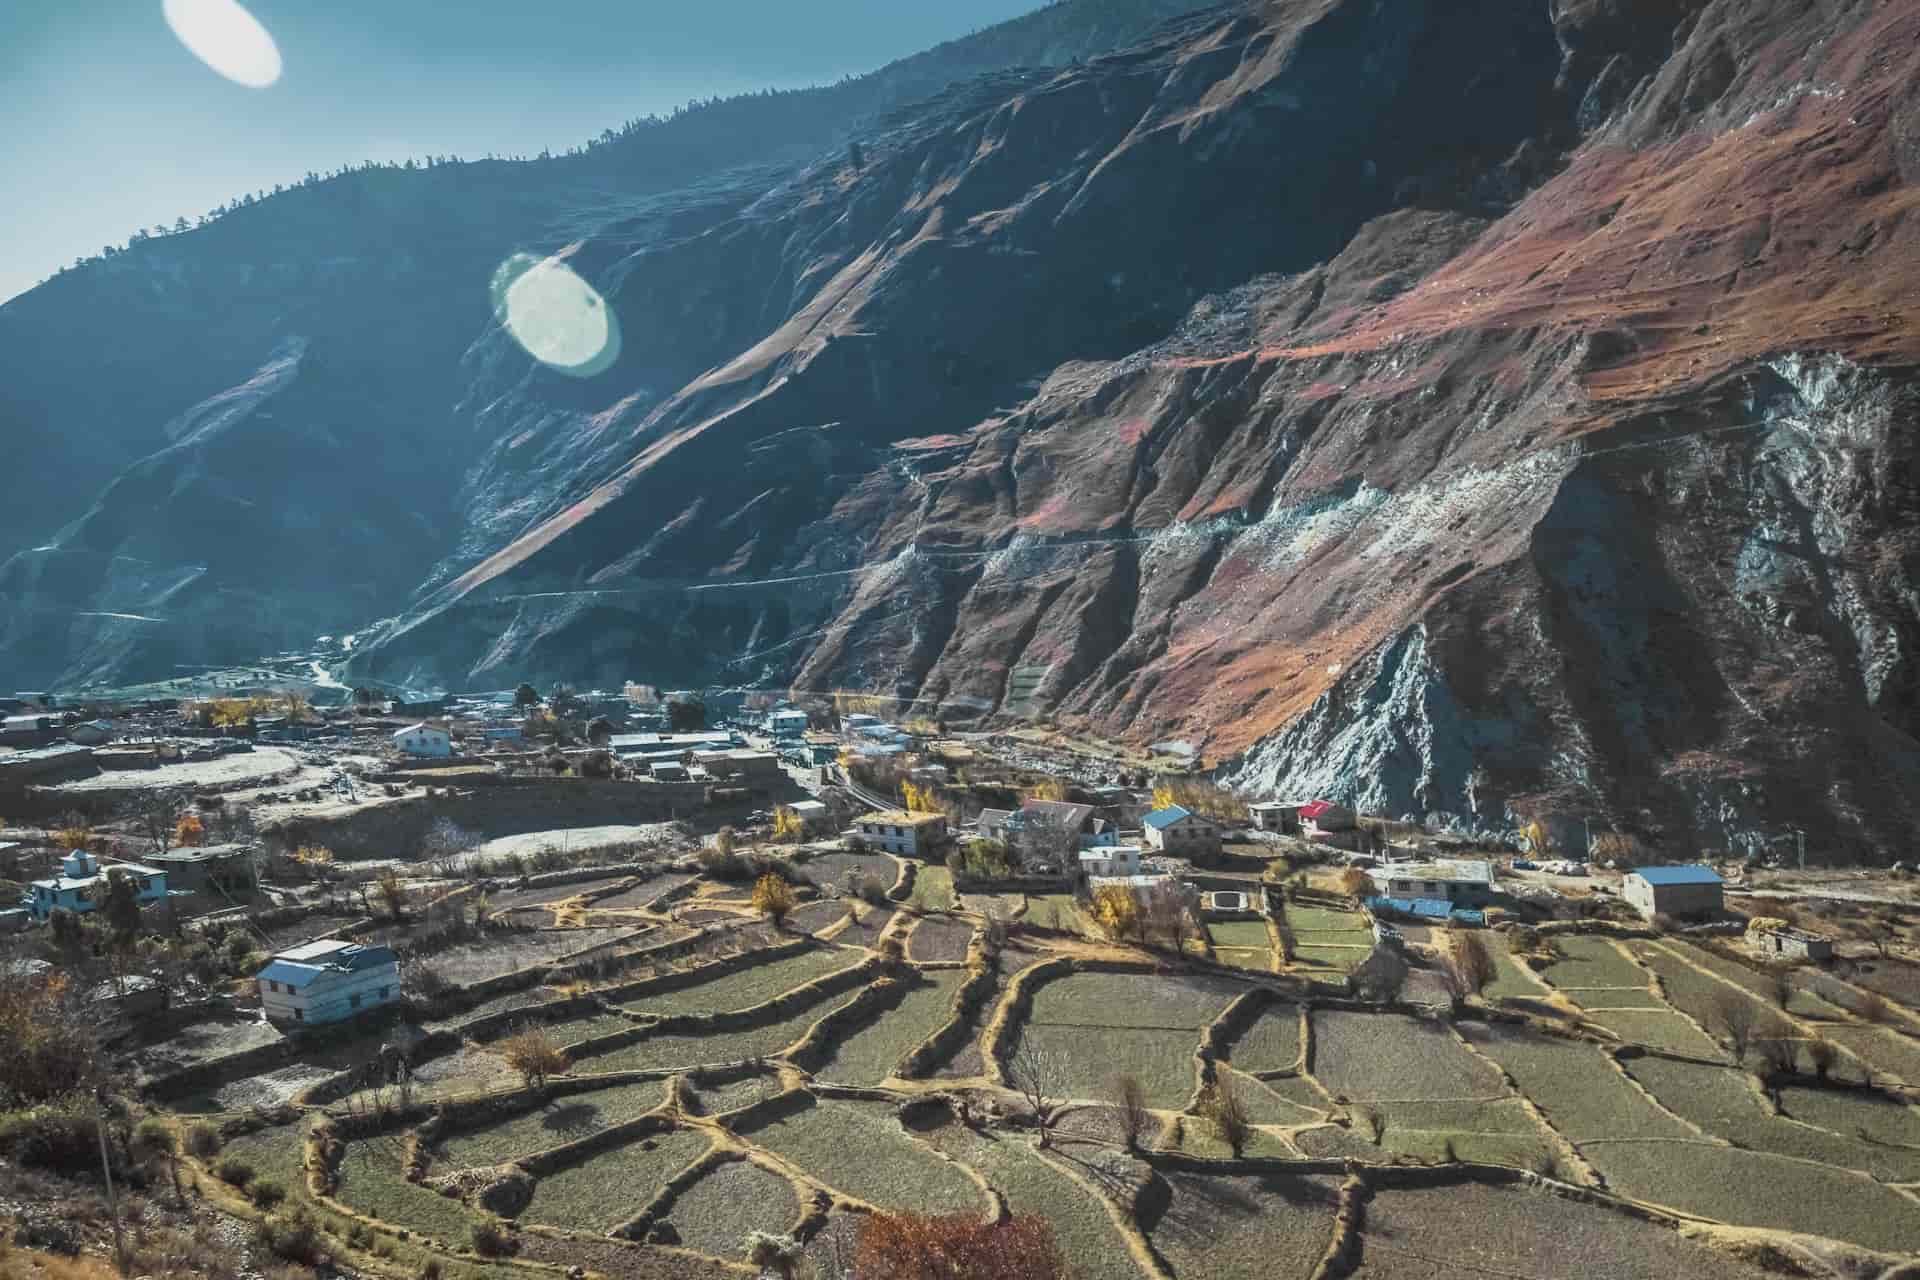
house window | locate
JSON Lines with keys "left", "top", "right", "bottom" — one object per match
{"left": 293, "top": 1009, "right": 304, "bottom": 1021}
{"left": 380, "top": 987, "right": 391, "bottom": 999}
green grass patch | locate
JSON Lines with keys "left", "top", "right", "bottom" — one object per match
{"left": 1370, "top": 1097, "right": 1542, "bottom": 1135}
{"left": 1555, "top": 986, "right": 1668, "bottom": 1010}
{"left": 1484, "top": 940, "right": 1548, "bottom": 1002}
{"left": 1585, "top": 1009, "right": 1723, "bottom": 1057}
{"left": 1621, "top": 1056, "right": 1920, "bottom": 1181}
{"left": 1022, "top": 893, "right": 1084, "bottom": 934}
{"left": 1142, "top": 1170, "right": 1341, "bottom": 1280}
{"left": 1224, "top": 1004, "right": 1301, "bottom": 1074}
{"left": 815, "top": 971, "right": 963, "bottom": 1086}
{"left": 1585, "top": 1141, "right": 1920, "bottom": 1254}
{"left": 1539, "top": 936, "right": 1648, "bottom": 991}
{"left": 1461, "top": 1024, "right": 1693, "bottom": 1142}
{"left": 1358, "top": 1182, "right": 1789, "bottom": 1280}
{"left": 1213, "top": 947, "right": 1273, "bottom": 972}
{"left": 1823, "top": 1023, "right": 1920, "bottom": 1084}
{"left": 1207, "top": 921, "right": 1272, "bottom": 949}
{"left": 1293, "top": 943, "right": 1369, "bottom": 972}
{"left": 1379, "top": 1128, "right": 1552, "bottom": 1168}
{"left": 663, "top": 1158, "right": 798, "bottom": 1258}
{"left": 738, "top": 1099, "right": 986, "bottom": 1215}
{"left": 335, "top": 1137, "right": 481, "bottom": 1243}
{"left": 1311, "top": 1011, "right": 1504, "bottom": 1100}
{"left": 1281, "top": 905, "right": 1369, "bottom": 935}
{"left": 435, "top": 1081, "right": 667, "bottom": 1167}
{"left": 1780, "top": 1084, "right": 1920, "bottom": 1146}
{"left": 960, "top": 1137, "right": 1149, "bottom": 1280}
{"left": 522, "top": 1128, "right": 713, "bottom": 1233}
{"left": 624, "top": 947, "right": 859, "bottom": 1017}
{"left": 1027, "top": 971, "right": 1244, "bottom": 1030}
{"left": 1218, "top": 1068, "right": 1324, "bottom": 1124}
{"left": 1015, "top": 1023, "right": 1200, "bottom": 1108}
{"left": 213, "top": 1121, "right": 308, "bottom": 1188}
{"left": 1166, "top": 1118, "right": 1296, "bottom": 1160}
{"left": 585, "top": 987, "right": 862, "bottom": 1073}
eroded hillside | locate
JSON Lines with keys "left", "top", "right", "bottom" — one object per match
{"left": 343, "top": 0, "right": 1920, "bottom": 857}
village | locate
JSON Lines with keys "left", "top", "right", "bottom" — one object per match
{"left": 1, "top": 678, "right": 1919, "bottom": 1280}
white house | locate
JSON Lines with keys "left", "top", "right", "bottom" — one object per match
{"left": 852, "top": 810, "right": 949, "bottom": 857}
{"left": 256, "top": 940, "right": 401, "bottom": 1026}
{"left": 392, "top": 723, "right": 452, "bottom": 758}
{"left": 1141, "top": 805, "right": 1221, "bottom": 859}
{"left": 1078, "top": 846, "right": 1143, "bottom": 878}
{"left": 24, "top": 850, "right": 168, "bottom": 922}
{"left": 1622, "top": 866, "right": 1725, "bottom": 920}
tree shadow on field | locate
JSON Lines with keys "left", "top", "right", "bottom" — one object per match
{"left": 540, "top": 1101, "right": 603, "bottom": 1137}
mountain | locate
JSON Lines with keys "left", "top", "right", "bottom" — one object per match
{"left": 7, "top": 0, "right": 1920, "bottom": 858}
{"left": 0, "top": 0, "right": 1216, "bottom": 684}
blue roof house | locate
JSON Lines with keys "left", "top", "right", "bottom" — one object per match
{"left": 257, "top": 939, "right": 401, "bottom": 1026}
{"left": 24, "top": 850, "right": 167, "bottom": 922}
{"left": 1623, "top": 865, "right": 1725, "bottom": 920}
{"left": 1142, "top": 805, "right": 1221, "bottom": 859}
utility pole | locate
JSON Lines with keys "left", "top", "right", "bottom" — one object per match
{"left": 93, "top": 1087, "right": 127, "bottom": 1275}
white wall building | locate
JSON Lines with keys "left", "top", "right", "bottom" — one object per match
{"left": 256, "top": 940, "right": 401, "bottom": 1026}
{"left": 392, "top": 723, "right": 452, "bottom": 757}
{"left": 1078, "top": 846, "right": 1143, "bottom": 878}
{"left": 25, "top": 850, "right": 168, "bottom": 922}
{"left": 852, "top": 810, "right": 948, "bottom": 857}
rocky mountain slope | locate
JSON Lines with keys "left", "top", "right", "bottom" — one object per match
{"left": 7, "top": 0, "right": 1919, "bottom": 858}
{"left": 0, "top": 0, "right": 1212, "bottom": 684}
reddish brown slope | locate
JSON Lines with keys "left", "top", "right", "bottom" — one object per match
{"left": 360, "top": 0, "right": 1920, "bottom": 856}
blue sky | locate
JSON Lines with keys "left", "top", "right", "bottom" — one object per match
{"left": 1, "top": 0, "right": 1039, "bottom": 303}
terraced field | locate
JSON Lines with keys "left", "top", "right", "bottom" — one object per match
{"left": 167, "top": 862, "right": 1920, "bottom": 1280}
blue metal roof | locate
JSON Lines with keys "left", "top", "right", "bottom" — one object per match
{"left": 256, "top": 960, "right": 326, "bottom": 988}
{"left": 1142, "top": 805, "right": 1192, "bottom": 830}
{"left": 1634, "top": 865, "right": 1723, "bottom": 887}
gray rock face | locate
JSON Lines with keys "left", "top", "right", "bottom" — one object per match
{"left": 1221, "top": 626, "right": 1524, "bottom": 834}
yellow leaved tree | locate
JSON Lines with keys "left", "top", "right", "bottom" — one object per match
{"left": 1090, "top": 885, "right": 1143, "bottom": 942}
{"left": 772, "top": 806, "right": 805, "bottom": 842}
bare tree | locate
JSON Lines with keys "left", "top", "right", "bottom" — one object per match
{"left": 1197, "top": 1077, "right": 1251, "bottom": 1157}
{"left": 1109, "top": 1074, "right": 1150, "bottom": 1153}
{"left": 1274, "top": 920, "right": 1297, "bottom": 963}
{"left": 1143, "top": 882, "right": 1195, "bottom": 953}
{"left": 500, "top": 1027, "right": 567, "bottom": 1089}
{"left": 375, "top": 867, "right": 408, "bottom": 919}
{"left": 128, "top": 790, "right": 188, "bottom": 853}
{"left": 1012, "top": 807, "right": 1080, "bottom": 874}
{"left": 1006, "top": 1039, "right": 1068, "bottom": 1147}
{"left": 1753, "top": 1034, "right": 1798, "bottom": 1081}
{"left": 1805, "top": 1034, "right": 1837, "bottom": 1082}
{"left": 421, "top": 817, "right": 477, "bottom": 874}
{"left": 1708, "top": 989, "right": 1761, "bottom": 1063}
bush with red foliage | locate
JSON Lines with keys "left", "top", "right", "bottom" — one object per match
{"left": 854, "top": 1212, "right": 1067, "bottom": 1280}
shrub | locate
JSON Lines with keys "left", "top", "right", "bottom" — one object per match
{"left": 1857, "top": 991, "right": 1892, "bottom": 1024}
{"left": 500, "top": 1027, "right": 567, "bottom": 1088}
{"left": 184, "top": 1122, "right": 221, "bottom": 1157}
{"left": 215, "top": 1156, "right": 255, "bottom": 1188}
{"left": 470, "top": 1216, "right": 516, "bottom": 1257}
{"left": 133, "top": 1117, "right": 175, "bottom": 1156}
{"left": 249, "top": 1178, "right": 287, "bottom": 1209}
{"left": 0, "top": 1102, "right": 106, "bottom": 1176}
{"left": 257, "top": 1208, "right": 325, "bottom": 1265}
{"left": 752, "top": 873, "right": 798, "bottom": 925}
{"left": 854, "top": 1211, "right": 1064, "bottom": 1280}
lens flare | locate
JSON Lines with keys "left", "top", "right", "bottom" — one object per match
{"left": 162, "top": 0, "right": 281, "bottom": 88}
{"left": 490, "top": 252, "right": 620, "bottom": 376}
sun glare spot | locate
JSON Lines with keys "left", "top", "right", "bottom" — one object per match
{"left": 491, "top": 253, "right": 620, "bottom": 376}
{"left": 162, "top": 0, "right": 282, "bottom": 88}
